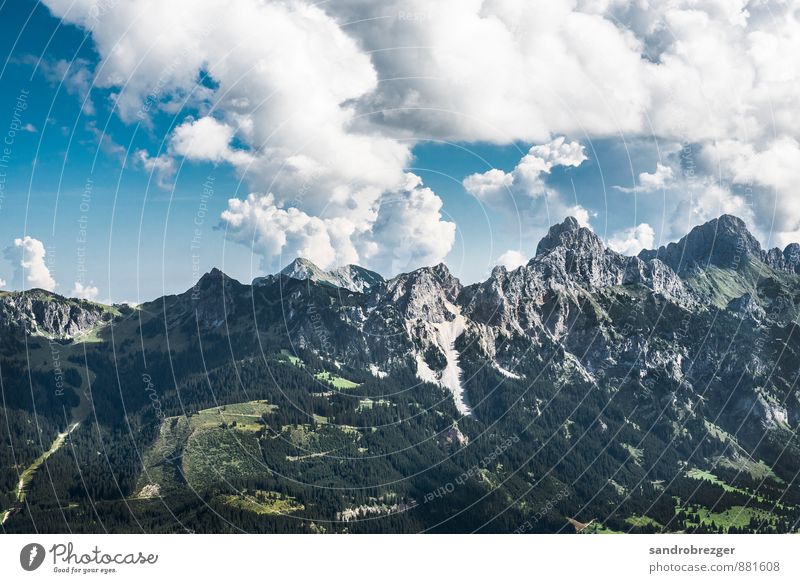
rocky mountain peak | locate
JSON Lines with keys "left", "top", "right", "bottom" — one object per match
{"left": 0, "top": 290, "right": 109, "bottom": 339}
{"left": 765, "top": 242, "right": 800, "bottom": 274}
{"left": 276, "top": 257, "right": 384, "bottom": 293}
{"left": 530, "top": 218, "right": 626, "bottom": 289}
{"left": 490, "top": 264, "right": 508, "bottom": 278}
{"left": 781, "top": 243, "right": 800, "bottom": 273}
{"left": 195, "top": 268, "right": 239, "bottom": 290}
{"left": 280, "top": 257, "right": 325, "bottom": 280}
{"left": 386, "top": 264, "right": 462, "bottom": 322}
{"left": 204, "top": 267, "right": 228, "bottom": 280}
{"left": 783, "top": 242, "right": 800, "bottom": 260}
{"left": 177, "top": 268, "right": 245, "bottom": 328}
{"left": 406, "top": 263, "right": 460, "bottom": 295}
{"left": 330, "top": 264, "right": 385, "bottom": 293}
{"left": 535, "top": 216, "right": 588, "bottom": 256}
{"left": 640, "top": 214, "right": 762, "bottom": 274}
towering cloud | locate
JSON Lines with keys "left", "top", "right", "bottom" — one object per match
{"left": 3, "top": 236, "right": 57, "bottom": 291}
{"left": 43, "top": 0, "right": 432, "bottom": 274}
{"left": 40, "top": 0, "right": 800, "bottom": 270}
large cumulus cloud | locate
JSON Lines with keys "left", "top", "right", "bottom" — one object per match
{"left": 41, "top": 0, "right": 800, "bottom": 272}
{"left": 3, "top": 236, "right": 57, "bottom": 291}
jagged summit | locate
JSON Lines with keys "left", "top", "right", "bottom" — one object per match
{"left": 528, "top": 216, "right": 629, "bottom": 289}
{"left": 194, "top": 268, "right": 243, "bottom": 292}
{"left": 392, "top": 262, "right": 458, "bottom": 288}
{"left": 639, "top": 214, "right": 763, "bottom": 274}
{"left": 280, "top": 257, "right": 328, "bottom": 281}
{"left": 240, "top": 214, "right": 797, "bottom": 305}
{"left": 766, "top": 242, "right": 800, "bottom": 274}
{"left": 0, "top": 288, "right": 110, "bottom": 339}
{"left": 202, "top": 267, "right": 233, "bottom": 281}
{"left": 273, "top": 257, "right": 384, "bottom": 293}
{"left": 535, "top": 216, "right": 591, "bottom": 257}
{"left": 387, "top": 262, "right": 463, "bottom": 320}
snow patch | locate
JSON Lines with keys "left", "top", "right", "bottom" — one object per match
{"left": 414, "top": 353, "right": 439, "bottom": 385}
{"left": 369, "top": 364, "right": 388, "bottom": 379}
{"left": 433, "top": 306, "right": 470, "bottom": 415}
{"left": 495, "top": 364, "right": 522, "bottom": 379}
{"left": 408, "top": 300, "right": 471, "bottom": 415}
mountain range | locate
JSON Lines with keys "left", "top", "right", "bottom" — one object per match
{"left": 2, "top": 214, "right": 799, "bottom": 533}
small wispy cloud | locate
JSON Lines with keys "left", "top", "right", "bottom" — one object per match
{"left": 614, "top": 163, "right": 674, "bottom": 193}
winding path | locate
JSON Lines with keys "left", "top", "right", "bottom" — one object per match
{"left": 1, "top": 422, "right": 80, "bottom": 526}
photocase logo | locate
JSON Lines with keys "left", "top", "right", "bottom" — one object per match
{"left": 20, "top": 543, "right": 46, "bottom": 571}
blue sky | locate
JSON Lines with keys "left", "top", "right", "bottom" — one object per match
{"left": 1, "top": 1, "right": 796, "bottom": 302}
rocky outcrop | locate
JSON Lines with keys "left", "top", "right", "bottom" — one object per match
{"left": 639, "top": 214, "right": 763, "bottom": 274}
{"left": 185, "top": 268, "right": 245, "bottom": 327}
{"left": 534, "top": 216, "right": 630, "bottom": 288}
{"left": 764, "top": 242, "right": 800, "bottom": 274}
{"left": 381, "top": 264, "right": 471, "bottom": 414}
{"left": 263, "top": 257, "right": 385, "bottom": 293}
{"left": 0, "top": 289, "right": 109, "bottom": 339}
{"left": 727, "top": 293, "right": 766, "bottom": 321}
{"left": 385, "top": 263, "right": 461, "bottom": 323}
{"left": 4, "top": 214, "right": 798, "bottom": 430}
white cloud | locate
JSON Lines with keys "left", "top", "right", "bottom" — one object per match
{"left": 462, "top": 169, "right": 513, "bottom": 203}
{"left": 32, "top": 57, "right": 95, "bottom": 115}
{"left": 615, "top": 162, "right": 674, "bottom": 193}
{"left": 21, "top": 123, "right": 37, "bottom": 133}
{"left": 134, "top": 150, "right": 176, "bottom": 189}
{"left": 640, "top": 163, "right": 674, "bottom": 190}
{"left": 221, "top": 192, "right": 342, "bottom": 270}
{"left": 330, "top": 0, "right": 650, "bottom": 143}
{"left": 71, "top": 281, "right": 99, "bottom": 301}
{"left": 0, "top": 278, "right": 6, "bottom": 288}
{"left": 3, "top": 236, "right": 56, "bottom": 291}
{"left": 135, "top": 117, "right": 253, "bottom": 190}
{"left": 169, "top": 116, "right": 253, "bottom": 166}
{"left": 566, "top": 205, "right": 593, "bottom": 229}
{"left": 363, "top": 175, "right": 457, "bottom": 274}
{"left": 464, "top": 137, "right": 587, "bottom": 207}
{"left": 463, "top": 137, "right": 589, "bottom": 233}
{"left": 42, "top": 0, "right": 432, "bottom": 272}
{"left": 39, "top": 0, "right": 800, "bottom": 264}
{"left": 700, "top": 138, "right": 800, "bottom": 246}
{"left": 221, "top": 173, "right": 455, "bottom": 274}
{"left": 668, "top": 181, "right": 756, "bottom": 242}
{"left": 608, "top": 223, "right": 655, "bottom": 255}
{"left": 524, "top": 138, "right": 588, "bottom": 172}
{"left": 495, "top": 250, "right": 528, "bottom": 270}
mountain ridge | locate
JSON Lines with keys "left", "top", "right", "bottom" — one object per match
{"left": 3, "top": 213, "right": 800, "bottom": 533}
{"left": 223, "top": 213, "right": 800, "bottom": 298}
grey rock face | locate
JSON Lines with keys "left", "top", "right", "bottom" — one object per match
{"left": 534, "top": 217, "right": 628, "bottom": 288}
{"left": 727, "top": 293, "right": 766, "bottom": 321}
{"left": 463, "top": 217, "right": 688, "bottom": 339}
{"left": 266, "top": 257, "right": 385, "bottom": 293}
{"left": 0, "top": 289, "right": 108, "bottom": 339}
{"left": 4, "top": 214, "right": 798, "bottom": 432}
{"left": 764, "top": 242, "right": 800, "bottom": 274}
{"left": 385, "top": 263, "right": 461, "bottom": 323}
{"left": 185, "top": 268, "right": 245, "bottom": 327}
{"left": 639, "top": 214, "right": 762, "bottom": 274}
